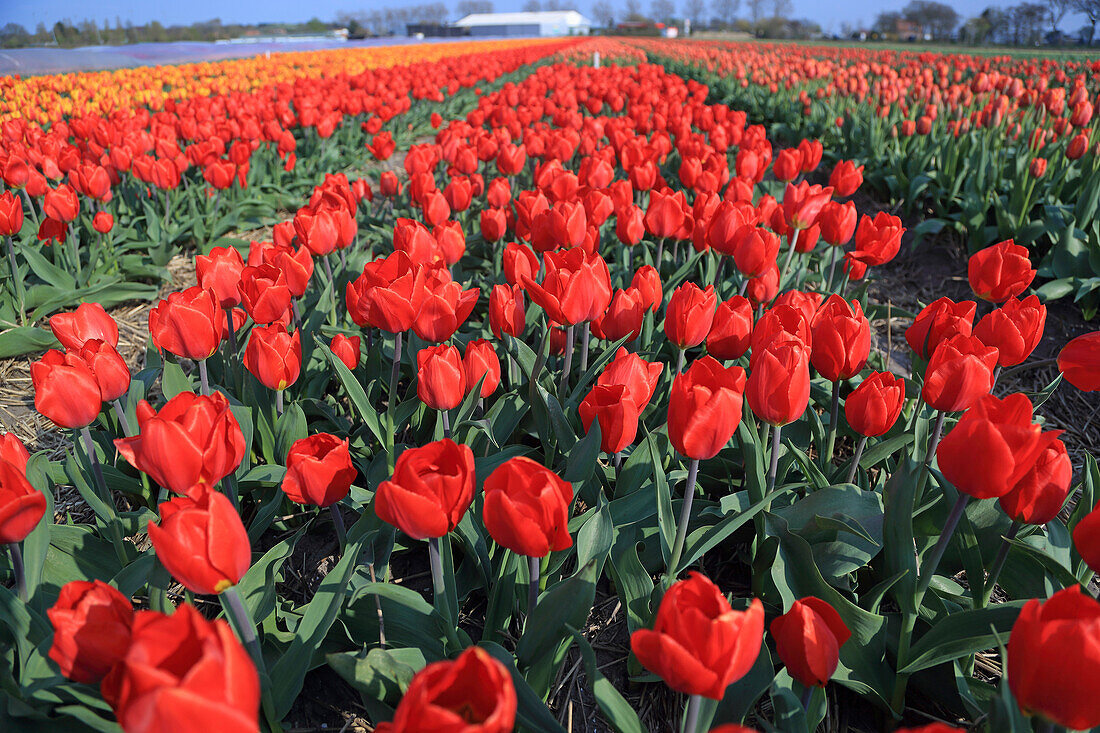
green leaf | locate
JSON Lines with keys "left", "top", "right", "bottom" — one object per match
{"left": 160, "top": 358, "right": 193, "bottom": 399}
{"left": 899, "top": 603, "right": 1024, "bottom": 675}
{"left": 326, "top": 647, "right": 421, "bottom": 705}
{"left": 237, "top": 525, "right": 306, "bottom": 625}
{"left": 576, "top": 490, "right": 614, "bottom": 577}
{"left": 480, "top": 642, "right": 567, "bottom": 733}
{"left": 563, "top": 418, "right": 601, "bottom": 483}
{"left": 0, "top": 326, "right": 58, "bottom": 358}
{"left": 320, "top": 341, "right": 385, "bottom": 445}
{"left": 516, "top": 560, "right": 598, "bottom": 669}
{"left": 274, "top": 401, "right": 307, "bottom": 462}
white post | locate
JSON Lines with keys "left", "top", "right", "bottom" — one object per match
{"left": 593, "top": 50, "right": 600, "bottom": 68}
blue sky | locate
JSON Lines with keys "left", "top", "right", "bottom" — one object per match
{"left": 0, "top": 0, "right": 1089, "bottom": 36}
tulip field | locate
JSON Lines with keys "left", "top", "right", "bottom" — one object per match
{"left": 2, "top": 34, "right": 1100, "bottom": 733}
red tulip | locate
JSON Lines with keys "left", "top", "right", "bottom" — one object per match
{"left": 412, "top": 267, "right": 478, "bottom": 343}
{"left": 148, "top": 286, "right": 225, "bottom": 361}
{"left": 817, "top": 200, "right": 857, "bottom": 246}
{"left": 921, "top": 334, "right": 998, "bottom": 412}
{"left": 999, "top": 435, "right": 1072, "bottom": 525}
{"left": 47, "top": 580, "right": 134, "bottom": 684}
{"left": 579, "top": 384, "right": 640, "bottom": 454}
{"left": 244, "top": 323, "right": 301, "bottom": 391}
{"left": 968, "top": 240, "right": 1035, "bottom": 303}
{"left": 770, "top": 597, "right": 851, "bottom": 688}
{"left": 772, "top": 148, "right": 801, "bottom": 182}
{"left": 482, "top": 456, "right": 573, "bottom": 557}
{"left": 0, "top": 191, "right": 23, "bottom": 235}
{"left": 905, "top": 297, "right": 977, "bottom": 360}
{"left": 828, "top": 160, "right": 864, "bottom": 197}
{"left": 502, "top": 242, "right": 539, "bottom": 288}
{"left": 282, "top": 433, "right": 356, "bottom": 507}
{"left": 489, "top": 283, "right": 525, "bottom": 339}
{"left": 238, "top": 263, "right": 292, "bottom": 325}
{"left": 480, "top": 207, "right": 508, "bottom": 242}
{"left": 148, "top": 489, "right": 251, "bottom": 595}
{"left": 810, "top": 295, "right": 870, "bottom": 381}
{"left": 936, "top": 393, "right": 1047, "bottom": 500}
{"left": 92, "top": 211, "right": 114, "bottom": 233}
{"left": 593, "top": 287, "right": 646, "bottom": 343}
{"left": 77, "top": 339, "right": 131, "bottom": 402}
{"left": 665, "top": 283, "right": 718, "bottom": 350}
{"left": 732, "top": 226, "right": 780, "bottom": 278}
{"left": 849, "top": 212, "right": 903, "bottom": 267}
{"left": 100, "top": 604, "right": 259, "bottom": 733}
{"left": 375, "top": 646, "right": 516, "bottom": 733}
{"left": 31, "top": 349, "right": 102, "bottom": 429}
{"left": 416, "top": 344, "right": 466, "bottom": 411}
{"left": 463, "top": 339, "right": 501, "bottom": 398}
{"left": 1007, "top": 587, "right": 1100, "bottom": 730}
{"left": 375, "top": 439, "right": 475, "bottom": 540}
{"left": 973, "top": 295, "right": 1046, "bottom": 367}
{"left": 43, "top": 184, "right": 79, "bottom": 222}
{"left": 1058, "top": 331, "right": 1100, "bottom": 391}
{"left": 644, "top": 188, "right": 686, "bottom": 239}
{"left": 49, "top": 302, "right": 119, "bottom": 352}
{"left": 668, "top": 356, "right": 747, "bottom": 459}
{"left": 114, "top": 392, "right": 246, "bottom": 497}
{"left": 330, "top": 334, "right": 361, "bottom": 370}
{"left": 597, "top": 347, "right": 663, "bottom": 409}
{"left": 521, "top": 248, "right": 612, "bottom": 326}
{"left": 631, "top": 572, "right": 764, "bottom": 699}
{"left": 845, "top": 371, "right": 905, "bottom": 437}
{"left": 346, "top": 250, "right": 422, "bottom": 334}
{"left": 195, "top": 246, "right": 245, "bottom": 308}
{"left": 631, "top": 265, "right": 663, "bottom": 312}
{"left": 0, "top": 434, "right": 28, "bottom": 471}
{"left": 706, "top": 296, "right": 754, "bottom": 361}
{"left": 782, "top": 182, "right": 832, "bottom": 230}
{"left": 0, "top": 456, "right": 46, "bottom": 544}
{"left": 746, "top": 340, "right": 811, "bottom": 427}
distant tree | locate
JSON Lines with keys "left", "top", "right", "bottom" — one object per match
{"left": 1076, "top": 0, "right": 1100, "bottom": 41}
{"left": 651, "top": 0, "right": 676, "bottom": 21}
{"left": 457, "top": 0, "right": 494, "bottom": 14}
{"left": 625, "top": 0, "right": 642, "bottom": 17}
{"left": 873, "top": 11, "right": 902, "bottom": 36}
{"left": 523, "top": 0, "right": 542, "bottom": 9}
{"left": 1046, "top": 0, "right": 1072, "bottom": 32}
{"left": 591, "top": 0, "right": 615, "bottom": 26}
{"left": 902, "top": 0, "right": 959, "bottom": 39}
{"left": 544, "top": 0, "right": 567, "bottom": 9}
{"left": 684, "top": 0, "right": 706, "bottom": 24}
{"left": 745, "top": 0, "right": 765, "bottom": 26}
{"left": 710, "top": 0, "right": 739, "bottom": 27}
{"left": 770, "top": 0, "right": 791, "bottom": 19}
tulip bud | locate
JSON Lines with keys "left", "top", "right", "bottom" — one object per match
{"left": 375, "top": 439, "right": 475, "bottom": 540}
{"left": 282, "top": 433, "right": 356, "bottom": 507}
{"left": 47, "top": 580, "right": 134, "bottom": 684}
{"left": 770, "top": 597, "right": 851, "bottom": 689}
{"left": 148, "top": 490, "right": 251, "bottom": 595}
{"left": 482, "top": 457, "right": 573, "bottom": 557}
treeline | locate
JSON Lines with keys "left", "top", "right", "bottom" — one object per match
{"left": 0, "top": 17, "right": 340, "bottom": 50}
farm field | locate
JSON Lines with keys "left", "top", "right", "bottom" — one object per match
{"left": 0, "top": 35, "right": 1099, "bottom": 733}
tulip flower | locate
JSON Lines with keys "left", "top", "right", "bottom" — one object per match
{"left": 1058, "top": 331, "right": 1100, "bottom": 391}
{"left": 329, "top": 334, "right": 361, "bottom": 370}
{"left": 282, "top": 433, "right": 356, "bottom": 508}
{"left": 375, "top": 647, "right": 516, "bottom": 733}
{"left": 100, "top": 604, "right": 260, "bottom": 733}
{"left": 770, "top": 597, "right": 851, "bottom": 690}
{"left": 488, "top": 283, "right": 525, "bottom": 339}
{"left": 921, "top": 334, "right": 998, "bottom": 413}
{"left": 597, "top": 347, "right": 664, "bottom": 409}
{"left": 706, "top": 296, "right": 754, "bottom": 361}
{"left": 195, "top": 245, "right": 245, "bottom": 308}
{"left": 243, "top": 324, "right": 301, "bottom": 411}
{"left": 579, "top": 384, "right": 641, "bottom": 455}
{"left": 49, "top": 302, "right": 119, "bottom": 351}
{"left": 905, "top": 297, "right": 977, "bottom": 360}
{"left": 967, "top": 239, "right": 1035, "bottom": 303}
{"left": 973, "top": 295, "right": 1046, "bottom": 367}
{"left": 521, "top": 247, "right": 612, "bottom": 327}
{"left": 828, "top": 160, "right": 864, "bottom": 197}
{"left": 30, "top": 349, "right": 102, "bottom": 430}
{"left": 482, "top": 456, "right": 573, "bottom": 559}
{"left": 632, "top": 572, "right": 763, "bottom": 709}
{"left": 631, "top": 265, "right": 663, "bottom": 312}
{"left": 0, "top": 191, "right": 24, "bottom": 236}
{"left": 114, "top": 391, "right": 246, "bottom": 498}
{"left": 412, "top": 267, "right": 479, "bottom": 343}
{"left": 416, "top": 344, "right": 466, "bottom": 417}
{"left": 849, "top": 212, "right": 904, "bottom": 268}
{"left": 77, "top": 339, "right": 131, "bottom": 404}
{"left": 668, "top": 356, "right": 747, "bottom": 461}
{"left": 346, "top": 250, "right": 422, "bottom": 334}
{"left": 750, "top": 305, "right": 810, "bottom": 366}
{"left": 502, "top": 242, "right": 539, "bottom": 287}
{"left": 746, "top": 340, "right": 810, "bottom": 428}
{"left": 810, "top": 295, "right": 870, "bottom": 382}
{"left": 47, "top": 580, "right": 134, "bottom": 684}
{"left": 238, "top": 263, "right": 292, "bottom": 325}
{"left": 592, "top": 287, "right": 646, "bottom": 343}
{"left": 0, "top": 455, "right": 47, "bottom": 547}
{"left": 375, "top": 439, "right": 475, "bottom": 541}
{"left": 148, "top": 287, "right": 225, "bottom": 389}
{"left": 844, "top": 371, "right": 906, "bottom": 481}
{"left": 1007, "top": 587, "right": 1100, "bottom": 730}
{"left": 665, "top": 283, "right": 718, "bottom": 361}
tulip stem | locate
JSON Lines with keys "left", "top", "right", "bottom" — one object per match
{"left": 823, "top": 381, "right": 841, "bottom": 468}
{"left": 914, "top": 410, "right": 946, "bottom": 507}
{"left": 579, "top": 322, "right": 590, "bottom": 374}
{"left": 111, "top": 399, "right": 133, "bottom": 437}
{"left": 441, "top": 410, "right": 451, "bottom": 439}
{"left": 560, "top": 324, "right": 575, "bottom": 394}
{"left": 330, "top": 506, "right": 347, "bottom": 551}
{"left": 845, "top": 436, "right": 868, "bottom": 484}
{"left": 667, "top": 458, "right": 700, "bottom": 580}
{"left": 78, "top": 426, "right": 131, "bottom": 565}
{"left": 275, "top": 389, "right": 284, "bottom": 416}
{"left": 766, "top": 424, "right": 783, "bottom": 496}
{"left": 682, "top": 694, "right": 702, "bottom": 733}
{"left": 198, "top": 358, "right": 211, "bottom": 396}
{"left": 220, "top": 585, "right": 263, "bottom": 671}
{"left": 916, "top": 494, "right": 970, "bottom": 605}
{"left": 224, "top": 307, "right": 238, "bottom": 353}
{"left": 825, "top": 246, "right": 839, "bottom": 292}
{"left": 676, "top": 348, "right": 686, "bottom": 375}
{"left": 5, "top": 236, "right": 25, "bottom": 326}
{"left": 427, "top": 536, "right": 451, "bottom": 622}
{"left": 528, "top": 555, "right": 540, "bottom": 617}
{"left": 6, "top": 543, "right": 26, "bottom": 602}
{"left": 980, "top": 521, "right": 1021, "bottom": 607}
{"left": 779, "top": 229, "right": 801, "bottom": 286}
{"left": 389, "top": 332, "right": 404, "bottom": 403}
{"left": 800, "top": 684, "right": 813, "bottom": 711}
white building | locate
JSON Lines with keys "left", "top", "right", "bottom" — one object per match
{"left": 452, "top": 11, "right": 593, "bottom": 37}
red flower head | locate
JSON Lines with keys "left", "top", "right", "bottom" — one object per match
{"left": 482, "top": 457, "right": 573, "bottom": 557}
{"left": 665, "top": 282, "right": 718, "bottom": 350}
{"left": 706, "top": 296, "right": 754, "bottom": 361}
{"left": 49, "top": 302, "right": 119, "bottom": 352}
{"left": 999, "top": 435, "right": 1072, "bottom": 525}
{"left": 828, "top": 160, "right": 864, "bottom": 197}
{"left": 968, "top": 240, "right": 1035, "bottom": 302}
{"left": 810, "top": 295, "right": 871, "bottom": 382}
{"left": 114, "top": 391, "right": 246, "bottom": 497}
{"left": 746, "top": 340, "right": 811, "bottom": 427}
{"left": 631, "top": 572, "right": 764, "bottom": 699}
{"left": 631, "top": 265, "right": 663, "bottom": 312}
{"left": 416, "top": 344, "right": 466, "bottom": 411}
{"left": 148, "top": 489, "right": 251, "bottom": 595}
{"left": 905, "top": 297, "right": 977, "bottom": 360}
{"left": 329, "top": 334, "right": 361, "bottom": 370}
{"left": 48, "top": 580, "right": 134, "bottom": 684}
{"left": 149, "top": 286, "right": 225, "bottom": 361}
{"left": 375, "top": 439, "right": 475, "bottom": 540}
{"left": 579, "top": 384, "right": 640, "bottom": 454}
{"left": 282, "top": 433, "right": 357, "bottom": 508}
{"left": 921, "top": 334, "right": 999, "bottom": 412}
{"left": 463, "top": 338, "right": 501, "bottom": 398}
{"left": 346, "top": 250, "right": 422, "bottom": 334}
{"left": 598, "top": 347, "right": 663, "bottom": 409}
{"left": 973, "top": 295, "right": 1046, "bottom": 367}
{"left": 243, "top": 323, "right": 301, "bottom": 391}
{"left": 818, "top": 200, "right": 857, "bottom": 246}
{"left": 412, "top": 267, "right": 478, "bottom": 343}
{"left": 845, "top": 371, "right": 905, "bottom": 437}
{"left": 668, "top": 356, "right": 747, "bottom": 460}
{"left": 0, "top": 454, "right": 46, "bottom": 544}
{"left": 1059, "top": 331, "right": 1100, "bottom": 391}
{"left": 770, "top": 597, "right": 851, "bottom": 688}
{"left": 782, "top": 182, "right": 833, "bottom": 231}
{"left": 849, "top": 212, "right": 904, "bottom": 268}
{"left": 195, "top": 246, "right": 245, "bottom": 308}
{"left": 78, "top": 339, "right": 131, "bottom": 402}
{"left": 31, "top": 349, "right": 102, "bottom": 429}
{"left": 522, "top": 248, "right": 611, "bottom": 326}
{"left": 489, "top": 283, "right": 525, "bottom": 339}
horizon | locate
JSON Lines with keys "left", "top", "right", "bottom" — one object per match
{"left": 1, "top": 0, "right": 1093, "bottom": 38}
